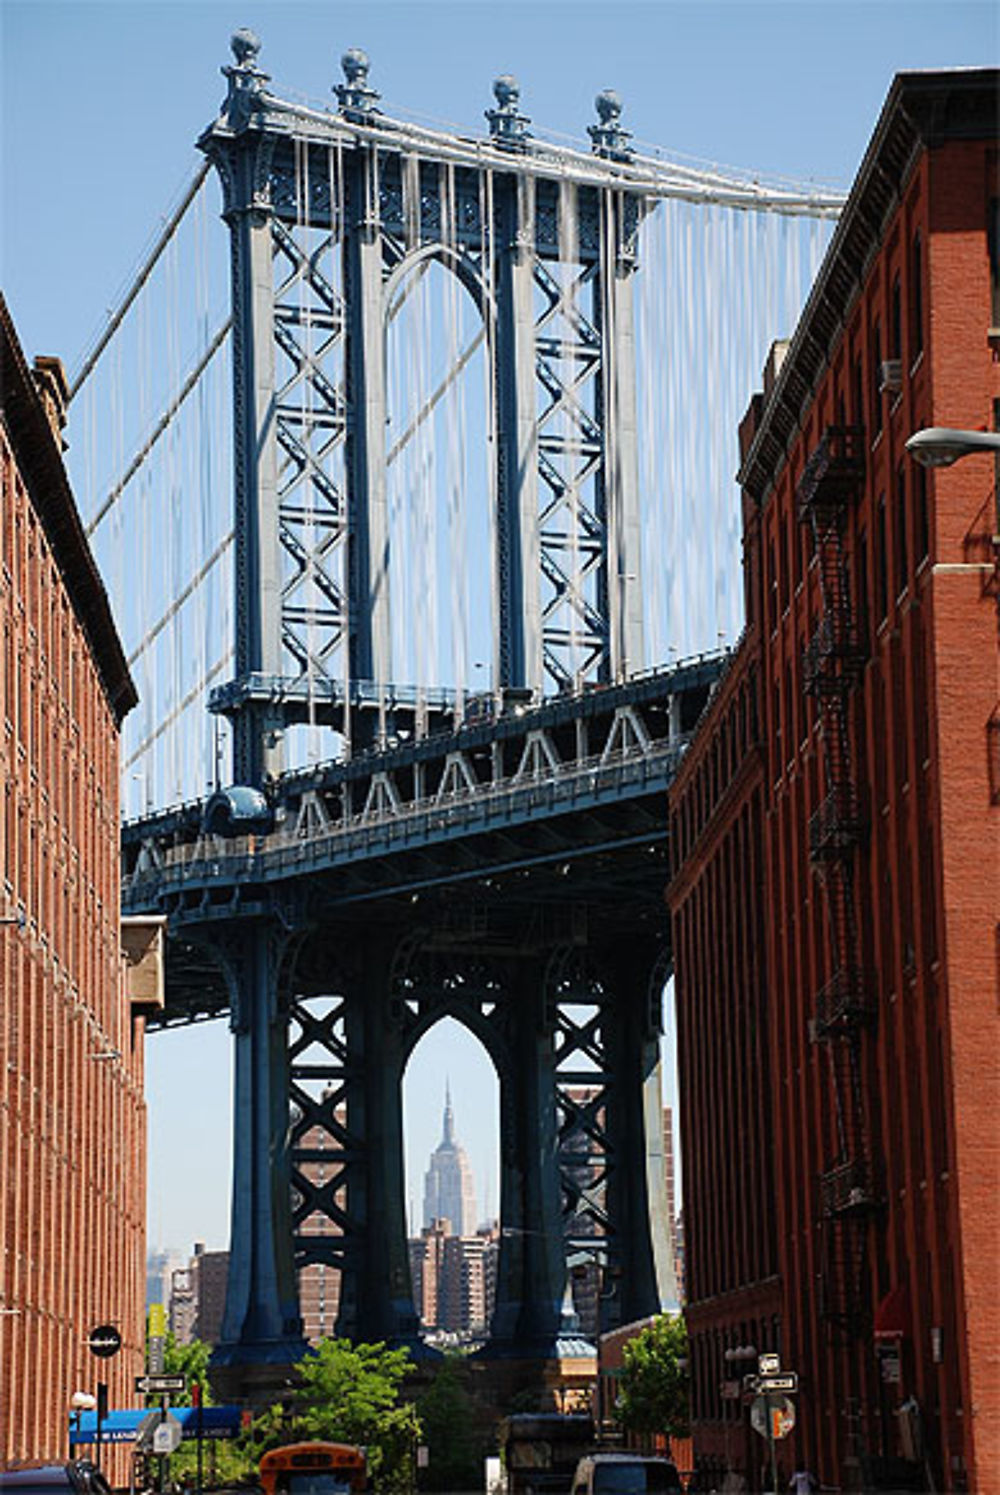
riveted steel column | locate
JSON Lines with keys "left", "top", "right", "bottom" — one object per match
{"left": 495, "top": 174, "right": 542, "bottom": 696}
{"left": 598, "top": 192, "right": 644, "bottom": 683}
{"left": 346, "top": 149, "right": 392, "bottom": 722}
{"left": 202, "top": 123, "right": 286, "bottom": 786}
{"left": 211, "top": 921, "right": 307, "bottom": 1401}
{"left": 492, "top": 962, "right": 565, "bottom": 1350}
{"left": 334, "top": 943, "right": 420, "bottom": 1347}
{"left": 603, "top": 950, "right": 678, "bottom": 1325}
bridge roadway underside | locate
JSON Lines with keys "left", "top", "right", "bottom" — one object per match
{"left": 123, "top": 660, "right": 722, "bottom": 1401}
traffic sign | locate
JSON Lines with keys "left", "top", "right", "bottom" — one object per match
{"left": 758, "top": 1352, "right": 780, "bottom": 1375}
{"left": 152, "top": 1416, "right": 183, "bottom": 1455}
{"left": 751, "top": 1394, "right": 796, "bottom": 1440}
{"left": 758, "top": 1372, "right": 799, "bottom": 1394}
{"left": 87, "top": 1324, "right": 122, "bottom": 1358}
{"left": 136, "top": 1375, "right": 187, "bottom": 1395}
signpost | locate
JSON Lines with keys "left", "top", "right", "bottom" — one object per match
{"left": 747, "top": 1355, "right": 799, "bottom": 1494}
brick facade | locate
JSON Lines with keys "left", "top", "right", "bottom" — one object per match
{"left": 1, "top": 295, "right": 142, "bottom": 1475}
{"left": 667, "top": 72, "right": 999, "bottom": 1492}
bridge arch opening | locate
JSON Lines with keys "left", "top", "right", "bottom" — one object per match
{"left": 384, "top": 251, "right": 495, "bottom": 703}
{"left": 402, "top": 1016, "right": 500, "bottom": 1347}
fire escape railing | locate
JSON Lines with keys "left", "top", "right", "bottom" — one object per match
{"left": 796, "top": 424, "right": 879, "bottom": 1337}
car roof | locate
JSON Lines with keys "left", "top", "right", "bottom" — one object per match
{"left": 0, "top": 1471, "right": 74, "bottom": 1489}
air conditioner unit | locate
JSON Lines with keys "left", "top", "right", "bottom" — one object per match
{"left": 879, "top": 359, "right": 902, "bottom": 394}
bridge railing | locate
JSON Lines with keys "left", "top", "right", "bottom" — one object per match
{"left": 124, "top": 732, "right": 691, "bottom": 895}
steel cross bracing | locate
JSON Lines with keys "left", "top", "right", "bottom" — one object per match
{"left": 196, "top": 34, "right": 844, "bottom": 788}
{"left": 123, "top": 656, "right": 719, "bottom": 1387}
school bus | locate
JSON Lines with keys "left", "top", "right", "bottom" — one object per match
{"left": 259, "top": 1443, "right": 368, "bottom": 1495}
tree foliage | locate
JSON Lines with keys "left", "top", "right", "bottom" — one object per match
{"left": 249, "top": 1339, "right": 421, "bottom": 1494}
{"left": 415, "top": 1354, "right": 481, "bottom": 1492}
{"left": 160, "top": 1333, "right": 214, "bottom": 1406}
{"left": 616, "top": 1315, "right": 690, "bottom": 1439}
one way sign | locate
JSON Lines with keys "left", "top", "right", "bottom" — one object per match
{"left": 136, "top": 1374, "right": 187, "bottom": 1394}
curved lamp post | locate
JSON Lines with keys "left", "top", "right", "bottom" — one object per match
{"left": 905, "top": 427, "right": 1000, "bottom": 467}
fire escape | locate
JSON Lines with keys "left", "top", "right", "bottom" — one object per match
{"left": 797, "top": 426, "right": 878, "bottom": 1338}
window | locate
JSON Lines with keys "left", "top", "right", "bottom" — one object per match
{"left": 895, "top": 464, "right": 909, "bottom": 594}
{"left": 910, "top": 231, "right": 924, "bottom": 360}
{"left": 870, "top": 320, "right": 883, "bottom": 438}
{"left": 875, "top": 495, "right": 888, "bottom": 622}
{"left": 891, "top": 273, "right": 902, "bottom": 360}
{"left": 915, "top": 462, "right": 929, "bottom": 563}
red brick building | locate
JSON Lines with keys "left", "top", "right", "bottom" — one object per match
{"left": 667, "top": 71, "right": 999, "bottom": 1492}
{"left": 1, "top": 295, "right": 145, "bottom": 1474}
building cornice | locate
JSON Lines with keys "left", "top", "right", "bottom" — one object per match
{"left": 737, "top": 68, "right": 1000, "bottom": 510}
{"left": 1, "top": 294, "right": 137, "bottom": 725}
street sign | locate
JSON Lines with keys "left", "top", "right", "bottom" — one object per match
{"left": 758, "top": 1352, "right": 781, "bottom": 1375}
{"left": 87, "top": 1325, "right": 122, "bottom": 1358}
{"left": 134, "top": 1412, "right": 162, "bottom": 1452}
{"left": 152, "top": 1416, "right": 183, "bottom": 1455}
{"left": 751, "top": 1394, "right": 796, "bottom": 1440}
{"left": 136, "top": 1375, "right": 186, "bottom": 1395}
{"left": 758, "top": 1372, "right": 799, "bottom": 1394}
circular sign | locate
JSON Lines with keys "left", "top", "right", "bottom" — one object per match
{"left": 87, "top": 1324, "right": 122, "bottom": 1358}
{"left": 751, "top": 1393, "right": 796, "bottom": 1440}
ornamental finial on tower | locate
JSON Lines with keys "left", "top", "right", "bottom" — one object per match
{"left": 486, "top": 75, "right": 531, "bottom": 150}
{"left": 335, "top": 48, "right": 381, "bottom": 122}
{"left": 588, "top": 88, "right": 634, "bottom": 162}
{"left": 221, "top": 28, "right": 269, "bottom": 130}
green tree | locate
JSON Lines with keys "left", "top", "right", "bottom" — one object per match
{"left": 160, "top": 1333, "right": 214, "bottom": 1406}
{"left": 415, "top": 1354, "right": 481, "bottom": 1491}
{"left": 247, "top": 1339, "right": 420, "bottom": 1493}
{"left": 616, "top": 1315, "right": 690, "bottom": 1440}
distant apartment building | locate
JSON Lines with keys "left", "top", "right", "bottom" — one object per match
{"left": 409, "top": 1218, "right": 499, "bottom": 1336}
{"left": 0, "top": 295, "right": 148, "bottom": 1477}
{"left": 168, "top": 1243, "right": 230, "bottom": 1346}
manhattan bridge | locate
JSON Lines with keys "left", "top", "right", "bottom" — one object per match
{"left": 70, "top": 32, "right": 844, "bottom": 1397}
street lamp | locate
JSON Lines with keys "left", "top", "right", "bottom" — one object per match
{"left": 905, "top": 427, "right": 1000, "bottom": 468}
{"left": 69, "top": 1390, "right": 97, "bottom": 1459}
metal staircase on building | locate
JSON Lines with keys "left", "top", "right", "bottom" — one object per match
{"left": 797, "top": 425, "right": 879, "bottom": 1338}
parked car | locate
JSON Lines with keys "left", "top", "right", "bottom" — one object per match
{"left": 570, "top": 1454, "right": 683, "bottom": 1495}
{"left": 0, "top": 1464, "right": 112, "bottom": 1495}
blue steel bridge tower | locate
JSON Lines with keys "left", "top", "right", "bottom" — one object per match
{"left": 125, "top": 32, "right": 727, "bottom": 1403}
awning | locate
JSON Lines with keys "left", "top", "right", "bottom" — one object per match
{"left": 69, "top": 1407, "right": 242, "bottom": 1445}
{"left": 874, "top": 1283, "right": 910, "bottom": 1340}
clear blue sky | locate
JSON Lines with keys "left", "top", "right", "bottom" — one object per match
{"left": 3, "top": 0, "right": 995, "bottom": 1257}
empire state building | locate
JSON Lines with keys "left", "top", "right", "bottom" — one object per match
{"left": 422, "top": 1087, "right": 477, "bottom": 1236}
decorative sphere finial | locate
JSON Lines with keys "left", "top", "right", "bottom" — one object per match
{"left": 588, "top": 87, "right": 633, "bottom": 162}
{"left": 341, "top": 47, "right": 370, "bottom": 84}
{"left": 493, "top": 74, "right": 520, "bottom": 108}
{"left": 230, "top": 28, "right": 261, "bottom": 67}
{"left": 334, "top": 46, "right": 380, "bottom": 120}
{"left": 595, "top": 89, "right": 622, "bottom": 125}
{"left": 486, "top": 74, "right": 530, "bottom": 150}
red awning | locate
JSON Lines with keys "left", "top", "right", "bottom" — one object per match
{"left": 874, "top": 1283, "right": 910, "bottom": 1339}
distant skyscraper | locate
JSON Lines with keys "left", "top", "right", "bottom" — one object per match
{"left": 422, "top": 1086, "right": 477, "bottom": 1237}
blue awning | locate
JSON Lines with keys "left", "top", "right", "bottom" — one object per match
{"left": 70, "top": 1407, "right": 242, "bottom": 1445}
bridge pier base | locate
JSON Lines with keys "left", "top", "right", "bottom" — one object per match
{"left": 209, "top": 920, "right": 309, "bottom": 1402}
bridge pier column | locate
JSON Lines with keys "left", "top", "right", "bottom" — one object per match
{"left": 210, "top": 921, "right": 308, "bottom": 1403}
{"left": 491, "top": 963, "right": 565, "bottom": 1354}
{"left": 603, "top": 949, "right": 678, "bottom": 1325}
{"left": 335, "top": 944, "right": 421, "bottom": 1348}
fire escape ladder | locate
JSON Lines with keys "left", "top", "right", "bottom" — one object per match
{"left": 798, "top": 425, "right": 876, "bottom": 1337}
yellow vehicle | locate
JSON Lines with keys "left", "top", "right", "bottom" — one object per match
{"left": 259, "top": 1443, "right": 368, "bottom": 1495}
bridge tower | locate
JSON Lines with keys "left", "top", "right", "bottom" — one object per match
{"left": 191, "top": 33, "right": 674, "bottom": 1400}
